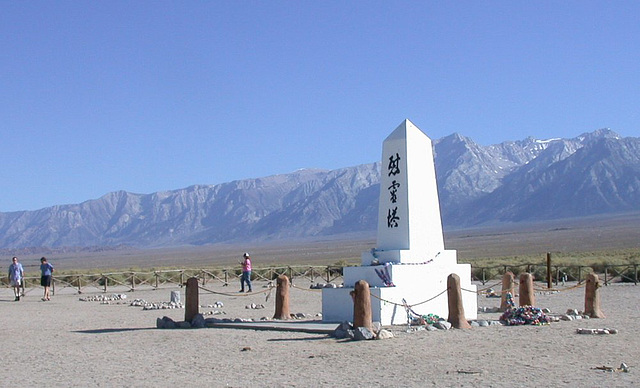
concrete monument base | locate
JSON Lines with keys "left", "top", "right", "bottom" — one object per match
{"left": 322, "top": 250, "right": 477, "bottom": 325}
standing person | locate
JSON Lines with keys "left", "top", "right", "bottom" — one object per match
{"left": 239, "top": 252, "right": 253, "bottom": 293}
{"left": 40, "top": 257, "right": 54, "bottom": 301}
{"left": 8, "top": 257, "right": 24, "bottom": 301}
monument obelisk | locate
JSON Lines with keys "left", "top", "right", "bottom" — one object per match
{"left": 322, "top": 119, "right": 477, "bottom": 325}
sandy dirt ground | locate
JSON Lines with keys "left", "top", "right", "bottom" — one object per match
{"left": 1, "top": 278, "right": 638, "bottom": 387}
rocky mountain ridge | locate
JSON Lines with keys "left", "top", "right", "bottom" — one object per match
{"left": 0, "top": 129, "right": 637, "bottom": 249}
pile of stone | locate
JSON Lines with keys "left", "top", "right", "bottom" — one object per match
{"left": 478, "top": 306, "right": 501, "bottom": 313}
{"left": 469, "top": 319, "right": 503, "bottom": 327}
{"left": 245, "top": 303, "right": 265, "bottom": 309}
{"left": 130, "top": 298, "right": 183, "bottom": 310}
{"left": 500, "top": 305, "right": 551, "bottom": 326}
{"left": 577, "top": 327, "right": 619, "bottom": 335}
{"left": 79, "top": 294, "right": 127, "bottom": 303}
{"left": 332, "top": 321, "right": 393, "bottom": 340}
{"left": 310, "top": 283, "right": 341, "bottom": 289}
{"left": 202, "top": 310, "right": 225, "bottom": 315}
{"left": 156, "top": 314, "right": 255, "bottom": 329}
{"left": 199, "top": 302, "right": 225, "bottom": 315}
{"left": 202, "top": 301, "right": 224, "bottom": 308}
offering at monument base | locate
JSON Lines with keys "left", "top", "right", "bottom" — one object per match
{"left": 322, "top": 119, "right": 477, "bottom": 325}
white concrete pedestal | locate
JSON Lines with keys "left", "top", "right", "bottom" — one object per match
{"left": 321, "top": 250, "right": 477, "bottom": 325}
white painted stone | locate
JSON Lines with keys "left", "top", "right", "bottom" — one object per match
{"left": 322, "top": 120, "right": 477, "bottom": 325}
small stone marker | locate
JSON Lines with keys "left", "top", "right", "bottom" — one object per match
{"left": 500, "top": 272, "right": 515, "bottom": 311}
{"left": 518, "top": 273, "right": 535, "bottom": 306}
{"left": 447, "top": 274, "right": 471, "bottom": 329}
{"left": 171, "top": 290, "right": 181, "bottom": 304}
{"left": 273, "top": 275, "right": 291, "bottom": 320}
{"left": 185, "top": 277, "right": 199, "bottom": 322}
{"left": 584, "top": 273, "right": 605, "bottom": 318}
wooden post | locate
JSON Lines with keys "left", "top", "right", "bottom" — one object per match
{"left": 224, "top": 270, "right": 228, "bottom": 286}
{"left": 500, "top": 271, "right": 515, "bottom": 311}
{"left": 350, "top": 280, "right": 373, "bottom": 331}
{"left": 102, "top": 275, "right": 107, "bottom": 293}
{"left": 518, "top": 273, "right": 535, "bottom": 306}
{"left": 546, "top": 252, "right": 552, "bottom": 289}
{"left": 578, "top": 266, "right": 582, "bottom": 284}
{"left": 273, "top": 275, "right": 291, "bottom": 320}
{"left": 130, "top": 272, "right": 135, "bottom": 292}
{"left": 185, "top": 277, "right": 199, "bottom": 322}
{"left": 584, "top": 273, "right": 605, "bottom": 318}
{"left": 447, "top": 274, "right": 471, "bottom": 329}
{"left": 155, "top": 272, "right": 159, "bottom": 289}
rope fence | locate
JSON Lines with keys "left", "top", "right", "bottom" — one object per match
{"left": 3, "top": 262, "right": 637, "bottom": 295}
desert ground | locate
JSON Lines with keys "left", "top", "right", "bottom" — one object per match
{"left": 1, "top": 277, "right": 638, "bottom": 387}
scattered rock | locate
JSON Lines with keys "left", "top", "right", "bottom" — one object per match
{"left": 478, "top": 306, "right": 501, "bottom": 313}
{"left": 433, "top": 321, "right": 452, "bottom": 330}
{"left": 191, "top": 314, "right": 205, "bottom": 329}
{"left": 157, "top": 316, "right": 176, "bottom": 329}
{"left": 353, "top": 327, "right": 375, "bottom": 341}
{"left": 333, "top": 321, "right": 355, "bottom": 339}
{"left": 376, "top": 329, "right": 394, "bottom": 339}
{"left": 79, "top": 294, "right": 127, "bottom": 302}
{"left": 577, "top": 328, "right": 619, "bottom": 335}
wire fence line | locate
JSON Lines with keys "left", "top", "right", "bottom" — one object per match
{"left": 3, "top": 262, "right": 638, "bottom": 295}
{"left": 471, "top": 262, "right": 639, "bottom": 286}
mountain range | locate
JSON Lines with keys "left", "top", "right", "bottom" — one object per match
{"left": 0, "top": 128, "right": 638, "bottom": 249}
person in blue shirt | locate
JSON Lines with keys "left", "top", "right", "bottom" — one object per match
{"left": 8, "top": 257, "right": 24, "bottom": 301}
{"left": 40, "top": 257, "right": 54, "bottom": 301}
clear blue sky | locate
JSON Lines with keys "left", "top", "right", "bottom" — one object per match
{"left": 1, "top": 2, "right": 638, "bottom": 212}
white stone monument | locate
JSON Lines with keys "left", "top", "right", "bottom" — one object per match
{"left": 322, "top": 119, "right": 477, "bottom": 325}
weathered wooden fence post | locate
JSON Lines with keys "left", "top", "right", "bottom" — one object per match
{"left": 102, "top": 274, "right": 107, "bottom": 293}
{"left": 518, "top": 273, "right": 535, "bottom": 306}
{"left": 447, "top": 274, "right": 471, "bottom": 329}
{"left": 351, "top": 280, "right": 373, "bottom": 331}
{"left": 546, "top": 252, "right": 552, "bottom": 289}
{"left": 500, "top": 271, "right": 515, "bottom": 311}
{"left": 578, "top": 266, "right": 582, "bottom": 284}
{"left": 273, "top": 275, "right": 291, "bottom": 320}
{"left": 584, "top": 273, "right": 605, "bottom": 318}
{"left": 185, "top": 277, "right": 199, "bottom": 322}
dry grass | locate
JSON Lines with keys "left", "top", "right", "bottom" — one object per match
{"left": 11, "top": 212, "right": 640, "bottom": 277}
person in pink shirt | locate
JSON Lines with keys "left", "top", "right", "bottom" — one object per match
{"left": 239, "top": 252, "right": 252, "bottom": 293}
